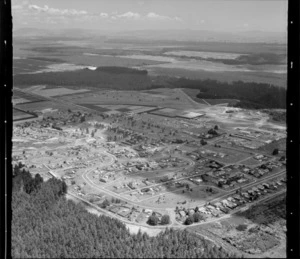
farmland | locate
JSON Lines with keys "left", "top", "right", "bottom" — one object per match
{"left": 13, "top": 108, "right": 37, "bottom": 122}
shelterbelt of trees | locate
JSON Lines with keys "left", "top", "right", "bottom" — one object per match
{"left": 170, "top": 78, "right": 286, "bottom": 109}
{"left": 13, "top": 67, "right": 152, "bottom": 90}
{"left": 12, "top": 164, "right": 238, "bottom": 258}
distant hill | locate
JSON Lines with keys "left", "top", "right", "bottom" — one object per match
{"left": 13, "top": 28, "right": 286, "bottom": 44}
{"left": 107, "top": 29, "right": 286, "bottom": 44}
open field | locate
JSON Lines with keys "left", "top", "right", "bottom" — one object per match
{"left": 59, "top": 88, "right": 204, "bottom": 111}
{"left": 258, "top": 138, "right": 286, "bottom": 154}
{"left": 15, "top": 100, "right": 73, "bottom": 113}
{"left": 31, "top": 87, "right": 90, "bottom": 97}
{"left": 13, "top": 108, "right": 37, "bottom": 121}
{"left": 203, "top": 99, "right": 240, "bottom": 106}
{"left": 13, "top": 58, "right": 53, "bottom": 75}
{"left": 13, "top": 89, "right": 46, "bottom": 103}
{"left": 238, "top": 157, "right": 264, "bottom": 167}
{"left": 199, "top": 145, "right": 253, "bottom": 164}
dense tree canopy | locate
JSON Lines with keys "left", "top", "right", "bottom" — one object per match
{"left": 170, "top": 78, "right": 286, "bottom": 109}
{"left": 12, "top": 169, "right": 237, "bottom": 258}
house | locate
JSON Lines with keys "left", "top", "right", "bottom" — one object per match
{"left": 255, "top": 155, "right": 264, "bottom": 160}
{"left": 214, "top": 202, "right": 223, "bottom": 209}
{"left": 253, "top": 172, "right": 261, "bottom": 178}
{"left": 188, "top": 209, "right": 195, "bottom": 215}
{"left": 211, "top": 211, "right": 219, "bottom": 217}
{"left": 243, "top": 168, "right": 250, "bottom": 173}
{"left": 219, "top": 206, "right": 229, "bottom": 214}
{"left": 247, "top": 190, "right": 255, "bottom": 196}
{"left": 198, "top": 207, "right": 210, "bottom": 214}
{"left": 144, "top": 209, "right": 153, "bottom": 215}
{"left": 233, "top": 194, "right": 242, "bottom": 201}
{"left": 227, "top": 197, "right": 235, "bottom": 202}
{"left": 234, "top": 200, "right": 244, "bottom": 206}
{"left": 226, "top": 202, "right": 237, "bottom": 210}
{"left": 206, "top": 205, "right": 216, "bottom": 211}
{"left": 262, "top": 183, "right": 270, "bottom": 188}
{"left": 241, "top": 192, "right": 250, "bottom": 199}
{"left": 179, "top": 211, "right": 186, "bottom": 217}
{"left": 108, "top": 206, "right": 120, "bottom": 214}
{"left": 117, "top": 208, "right": 131, "bottom": 218}
{"left": 221, "top": 199, "right": 230, "bottom": 207}
{"left": 257, "top": 185, "right": 265, "bottom": 191}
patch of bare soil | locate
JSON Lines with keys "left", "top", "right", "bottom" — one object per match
{"left": 201, "top": 194, "right": 286, "bottom": 258}
{"left": 125, "top": 224, "right": 164, "bottom": 237}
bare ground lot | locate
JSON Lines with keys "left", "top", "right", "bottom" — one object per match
{"left": 199, "top": 145, "right": 253, "bottom": 164}
{"left": 204, "top": 99, "right": 240, "bottom": 106}
{"left": 137, "top": 185, "right": 223, "bottom": 209}
{"left": 239, "top": 157, "right": 265, "bottom": 167}
{"left": 258, "top": 138, "right": 286, "bottom": 154}
{"left": 188, "top": 193, "right": 286, "bottom": 258}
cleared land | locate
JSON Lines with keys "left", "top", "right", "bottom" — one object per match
{"left": 13, "top": 108, "right": 37, "bottom": 121}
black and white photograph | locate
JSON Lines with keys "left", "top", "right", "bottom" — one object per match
{"left": 6, "top": 0, "right": 293, "bottom": 258}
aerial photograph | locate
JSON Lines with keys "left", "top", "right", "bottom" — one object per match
{"left": 11, "top": 0, "right": 287, "bottom": 258}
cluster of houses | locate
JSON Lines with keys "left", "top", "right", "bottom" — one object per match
{"left": 202, "top": 164, "right": 249, "bottom": 189}
{"left": 108, "top": 148, "right": 137, "bottom": 159}
{"left": 246, "top": 161, "right": 284, "bottom": 178}
{"left": 106, "top": 204, "right": 163, "bottom": 223}
{"left": 176, "top": 176, "right": 286, "bottom": 224}
{"left": 122, "top": 132, "right": 149, "bottom": 146}
{"left": 199, "top": 150, "right": 226, "bottom": 159}
{"left": 253, "top": 154, "right": 269, "bottom": 162}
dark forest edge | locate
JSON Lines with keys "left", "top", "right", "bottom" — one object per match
{"left": 163, "top": 52, "right": 286, "bottom": 66}
{"left": 162, "top": 78, "right": 286, "bottom": 109}
{"left": 13, "top": 66, "right": 286, "bottom": 109}
{"left": 12, "top": 164, "right": 238, "bottom": 258}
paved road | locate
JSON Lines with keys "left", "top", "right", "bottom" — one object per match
{"left": 176, "top": 88, "right": 208, "bottom": 108}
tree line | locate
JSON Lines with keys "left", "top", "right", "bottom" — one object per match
{"left": 168, "top": 78, "right": 286, "bottom": 109}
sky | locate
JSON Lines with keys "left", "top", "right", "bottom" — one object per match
{"left": 12, "top": 0, "right": 288, "bottom": 32}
